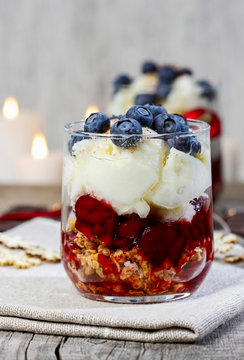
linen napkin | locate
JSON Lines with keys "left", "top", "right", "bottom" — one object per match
{"left": 0, "top": 218, "right": 244, "bottom": 343}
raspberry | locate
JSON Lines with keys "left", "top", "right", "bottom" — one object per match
{"left": 75, "top": 195, "right": 117, "bottom": 246}
{"left": 137, "top": 224, "right": 177, "bottom": 267}
{"left": 117, "top": 214, "right": 147, "bottom": 239}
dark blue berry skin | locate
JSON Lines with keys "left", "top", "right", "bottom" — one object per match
{"left": 197, "top": 80, "right": 216, "bottom": 101}
{"left": 126, "top": 105, "right": 153, "bottom": 128}
{"left": 134, "top": 93, "right": 157, "bottom": 106}
{"left": 110, "top": 118, "right": 142, "bottom": 148}
{"left": 154, "top": 113, "right": 182, "bottom": 134}
{"left": 145, "top": 104, "right": 168, "bottom": 118}
{"left": 167, "top": 135, "right": 201, "bottom": 156}
{"left": 141, "top": 61, "right": 158, "bottom": 74}
{"left": 113, "top": 74, "right": 132, "bottom": 94}
{"left": 68, "top": 130, "right": 89, "bottom": 155}
{"left": 84, "top": 112, "right": 110, "bottom": 133}
{"left": 158, "top": 66, "right": 179, "bottom": 82}
{"left": 156, "top": 81, "right": 171, "bottom": 100}
{"left": 170, "top": 114, "right": 189, "bottom": 132}
{"left": 180, "top": 67, "right": 193, "bottom": 76}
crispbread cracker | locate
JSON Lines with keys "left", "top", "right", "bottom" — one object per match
{"left": 0, "top": 248, "right": 41, "bottom": 268}
{"left": 0, "top": 233, "right": 60, "bottom": 267}
{"left": 0, "top": 233, "right": 38, "bottom": 250}
{"left": 214, "top": 232, "right": 237, "bottom": 254}
{"left": 26, "top": 248, "right": 60, "bottom": 262}
{"left": 224, "top": 253, "right": 244, "bottom": 264}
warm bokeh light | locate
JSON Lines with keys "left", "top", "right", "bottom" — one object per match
{"left": 2, "top": 97, "right": 19, "bottom": 120}
{"left": 228, "top": 208, "right": 237, "bottom": 217}
{"left": 31, "top": 133, "right": 49, "bottom": 160}
{"left": 85, "top": 104, "right": 99, "bottom": 119}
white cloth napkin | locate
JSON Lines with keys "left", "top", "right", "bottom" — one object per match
{"left": 0, "top": 218, "right": 244, "bottom": 343}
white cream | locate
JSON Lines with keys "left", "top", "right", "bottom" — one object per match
{"left": 131, "top": 73, "right": 159, "bottom": 94}
{"left": 147, "top": 148, "right": 211, "bottom": 209}
{"left": 163, "top": 75, "right": 209, "bottom": 114}
{"left": 65, "top": 130, "right": 211, "bottom": 218}
{"left": 66, "top": 129, "right": 167, "bottom": 218}
{"left": 109, "top": 87, "right": 135, "bottom": 116}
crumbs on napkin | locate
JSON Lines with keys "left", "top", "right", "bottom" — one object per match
{"left": 0, "top": 233, "right": 60, "bottom": 268}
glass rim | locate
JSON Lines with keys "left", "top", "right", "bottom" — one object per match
{"left": 64, "top": 118, "right": 210, "bottom": 139}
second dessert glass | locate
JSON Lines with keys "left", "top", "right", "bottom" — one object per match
{"left": 61, "top": 118, "right": 213, "bottom": 303}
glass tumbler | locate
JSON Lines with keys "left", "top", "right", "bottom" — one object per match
{"left": 61, "top": 119, "right": 213, "bottom": 303}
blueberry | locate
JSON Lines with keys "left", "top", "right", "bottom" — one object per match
{"left": 167, "top": 135, "right": 201, "bottom": 156}
{"left": 154, "top": 113, "right": 182, "bottom": 134}
{"left": 84, "top": 112, "right": 110, "bottom": 133}
{"left": 180, "top": 67, "right": 193, "bottom": 76}
{"left": 110, "top": 118, "right": 142, "bottom": 148}
{"left": 68, "top": 130, "right": 89, "bottom": 155}
{"left": 156, "top": 81, "right": 171, "bottom": 100}
{"left": 145, "top": 104, "right": 168, "bottom": 118}
{"left": 170, "top": 114, "right": 189, "bottom": 132}
{"left": 158, "top": 66, "right": 179, "bottom": 82}
{"left": 197, "top": 80, "right": 216, "bottom": 101}
{"left": 134, "top": 93, "right": 157, "bottom": 106}
{"left": 141, "top": 61, "right": 158, "bottom": 74}
{"left": 126, "top": 105, "right": 153, "bottom": 128}
{"left": 113, "top": 74, "right": 132, "bottom": 94}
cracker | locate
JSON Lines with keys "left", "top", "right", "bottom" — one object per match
{"left": 0, "top": 249, "right": 13, "bottom": 266}
{"left": 12, "top": 253, "right": 41, "bottom": 268}
{"left": 0, "top": 233, "right": 38, "bottom": 251}
{"left": 214, "top": 232, "right": 237, "bottom": 254}
{"left": 0, "top": 248, "right": 41, "bottom": 268}
{"left": 0, "top": 233, "right": 60, "bottom": 265}
{"left": 26, "top": 248, "right": 61, "bottom": 262}
{"left": 224, "top": 253, "right": 244, "bottom": 264}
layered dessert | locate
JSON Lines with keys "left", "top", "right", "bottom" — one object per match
{"left": 110, "top": 61, "right": 222, "bottom": 200}
{"left": 62, "top": 105, "right": 214, "bottom": 303}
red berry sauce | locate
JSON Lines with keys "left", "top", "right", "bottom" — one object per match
{"left": 61, "top": 193, "right": 213, "bottom": 299}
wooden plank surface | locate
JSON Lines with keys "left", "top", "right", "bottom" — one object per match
{"left": 0, "top": 309, "right": 244, "bottom": 359}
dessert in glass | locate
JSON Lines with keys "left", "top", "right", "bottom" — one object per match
{"left": 61, "top": 105, "right": 214, "bottom": 303}
{"left": 110, "top": 61, "right": 222, "bottom": 200}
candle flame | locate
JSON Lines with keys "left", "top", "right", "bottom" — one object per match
{"left": 2, "top": 97, "right": 19, "bottom": 120}
{"left": 85, "top": 104, "right": 99, "bottom": 119}
{"left": 31, "top": 133, "right": 49, "bottom": 160}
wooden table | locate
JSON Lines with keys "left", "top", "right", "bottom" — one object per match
{"left": 0, "top": 183, "right": 244, "bottom": 359}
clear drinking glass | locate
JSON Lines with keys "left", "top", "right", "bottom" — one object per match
{"left": 61, "top": 119, "right": 213, "bottom": 303}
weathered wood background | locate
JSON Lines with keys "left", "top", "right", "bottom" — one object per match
{"left": 0, "top": 0, "right": 244, "bottom": 178}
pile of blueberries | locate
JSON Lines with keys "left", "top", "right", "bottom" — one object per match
{"left": 69, "top": 104, "right": 201, "bottom": 156}
{"left": 113, "top": 61, "right": 216, "bottom": 106}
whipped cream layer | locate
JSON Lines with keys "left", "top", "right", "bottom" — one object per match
{"left": 163, "top": 75, "right": 209, "bottom": 114}
{"left": 64, "top": 129, "right": 211, "bottom": 219}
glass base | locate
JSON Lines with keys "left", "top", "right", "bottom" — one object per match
{"left": 81, "top": 292, "right": 191, "bottom": 304}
